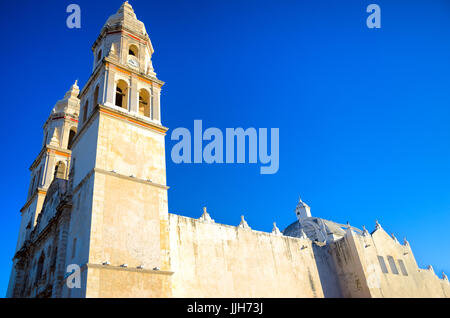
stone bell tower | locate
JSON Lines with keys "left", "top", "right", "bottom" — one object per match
{"left": 6, "top": 81, "right": 80, "bottom": 298}
{"left": 64, "top": 2, "right": 171, "bottom": 297}
{"left": 15, "top": 81, "right": 80, "bottom": 255}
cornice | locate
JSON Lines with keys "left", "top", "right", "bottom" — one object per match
{"left": 105, "top": 57, "right": 165, "bottom": 86}
{"left": 92, "top": 25, "right": 152, "bottom": 52}
{"left": 98, "top": 104, "right": 168, "bottom": 135}
{"left": 94, "top": 168, "right": 169, "bottom": 190}
{"left": 43, "top": 113, "right": 79, "bottom": 129}
{"left": 83, "top": 263, "right": 174, "bottom": 276}
{"left": 78, "top": 62, "right": 105, "bottom": 98}
{"left": 29, "top": 146, "right": 72, "bottom": 171}
{"left": 20, "top": 188, "right": 47, "bottom": 214}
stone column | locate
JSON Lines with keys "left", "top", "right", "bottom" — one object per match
{"left": 104, "top": 69, "right": 116, "bottom": 107}
{"left": 44, "top": 153, "right": 56, "bottom": 187}
{"left": 152, "top": 86, "right": 161, "bottom": 122}
{"left": 129, "top": 75, "right": 139, "bottom": 113}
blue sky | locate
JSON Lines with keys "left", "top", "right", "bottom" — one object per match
{"left": 1, "top": 0, "right": 450, "bottom": 296}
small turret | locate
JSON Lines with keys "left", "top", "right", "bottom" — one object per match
{"left": 295, "top": 196, "right": 311, "bottom": 220}
{"left": 51, "top": 80, "right": 80, "bottom": 116}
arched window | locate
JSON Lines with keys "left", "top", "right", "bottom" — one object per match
{"left": 68, "top": 128, "right": 76, "bottom": 150}
{"left": 55, "top": 161, "right": 66, "bottom": 179}
{"left": 93, "top": 85, "right": 100, "bottom": 106}
{"left": 82, "top": 101, "right": 88, "bottom": 123}
{"left": 128, "top": 44, "right": 138, "bottom": 57}
{"left": 138, "top": 89, "right": 151, "bottom": 117}
{"left": 36, "top": 252, "right": 45, "bottom": 282}
{"left": 115, "top": 80, "right": 128, "bottom": 109}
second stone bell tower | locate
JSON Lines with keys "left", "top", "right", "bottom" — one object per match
{"left": 65, "top": 2, "right": 171, "bottom": 297}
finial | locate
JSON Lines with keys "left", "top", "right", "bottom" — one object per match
{"left": 403, "top": 237, "right": 409, "bottom": 246}
{"left": 199, "top": 206, "right": 214, "bottom": 223}
{"left": 362, "top": 225, "right": 370, "bottom": 236}
{"left": 375, "top": 220, "right": 382, "bottom": 230}
{"left": 238, "top": 215, "right": 251, "bottom": 229}
{"left": 50, "top": 128, "right": 60, "bottom": 147}
{"left": 391, "top": 233, "right": 399, "bottom": 244}
{"left": 272, "top": 222, "right": 282, "bottom": 236}
{"left": 69, "top": 79, "right": 79, "bottom": 92}
{"left": 427, "top": 265, "right": 434, "bottom": 272}
{"left": 443, "top": 272, "right": 448, "bottom": 281}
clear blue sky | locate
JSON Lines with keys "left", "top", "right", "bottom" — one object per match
{"left": 1, "top": 0, "right": 450, "bottom": 297}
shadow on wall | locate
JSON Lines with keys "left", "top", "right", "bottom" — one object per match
{"left": 312, "top": 244, "right": 343, "bottom": 298}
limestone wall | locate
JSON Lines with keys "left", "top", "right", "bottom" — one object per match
{"left": 328, "top": 228, "right": 450, "bottom": 298}
{"left": 95, "top": 107, "right": 167, "bottom": 186}
{"left": 84, "top": 264, "right": 172, "bottom": 298}
{"left": 327, "top": 230, "right": 372, "bottom": 297}
{"left": 75, "top": 108, "right": 170, "bottom": 297}
{"left": 168, "top": 214, "right": 324, "bottom": 298}
{"left": 71, "top": 115, "right": 99, "bottom": 189}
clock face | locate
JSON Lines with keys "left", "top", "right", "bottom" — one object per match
{"left": 128, "top": 58, "right": 139, "bottom": 68}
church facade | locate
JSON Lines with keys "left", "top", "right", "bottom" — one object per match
{"left": 6, "top": 2, "right": 450, "bottom": 298}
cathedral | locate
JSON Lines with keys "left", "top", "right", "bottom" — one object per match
{"left": 6, "top": 2, "right": 450, "bottom": 298}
